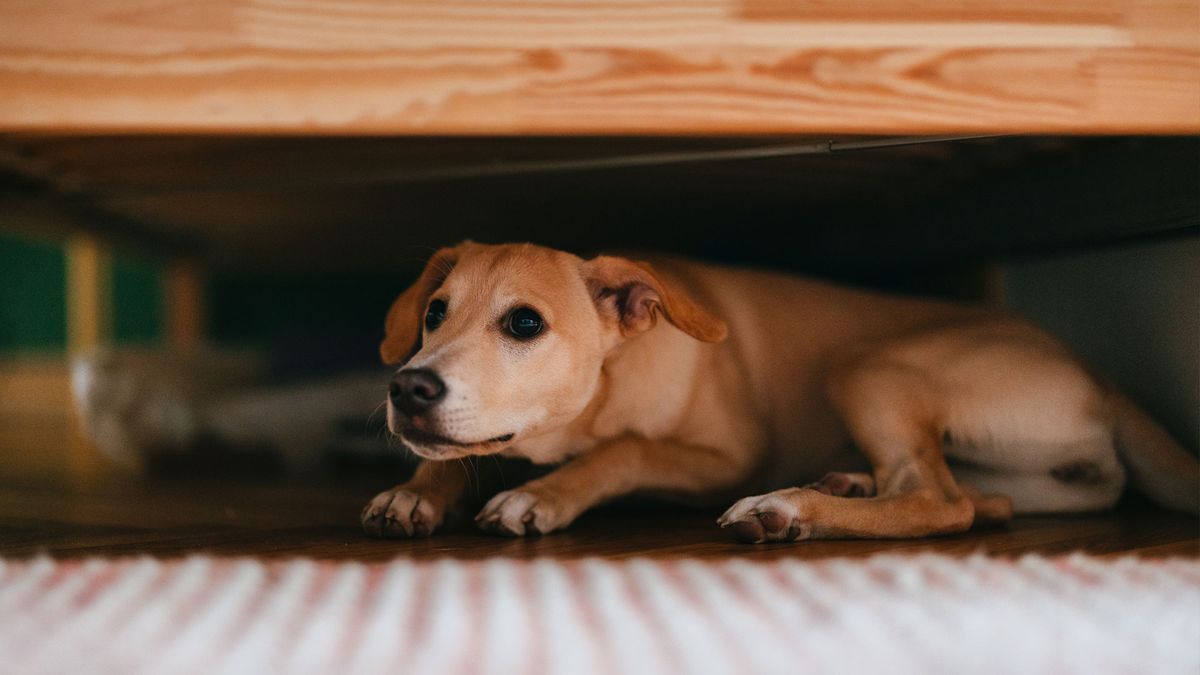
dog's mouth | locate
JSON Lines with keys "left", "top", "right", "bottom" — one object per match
{"left": 399, "top": 426, "right": 514, "bottom": 450}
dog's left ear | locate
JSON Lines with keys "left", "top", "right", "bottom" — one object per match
{"left": 380, "top": 245, "right": 464, "bottom": 365}
{"left": 583, "top": 256, "right": 727, "bottom": 343}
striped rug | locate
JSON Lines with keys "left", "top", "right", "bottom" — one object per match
{"left": 0, "top": 554, "right": 1197, "bottom": 675}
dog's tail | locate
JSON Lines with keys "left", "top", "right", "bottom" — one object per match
{"left": 1109, "top": 388, "right": 1199, "bottom": 513}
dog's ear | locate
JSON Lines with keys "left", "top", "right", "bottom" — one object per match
{"left": 583, "top": 256, "right": 727, "bottom": 343}
{"left": 380, "top": 245, "right": 464, "bottom": 365}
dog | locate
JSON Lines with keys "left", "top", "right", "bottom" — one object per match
{"left": 361, "top": 242, "right": 1198, "bottom": 542}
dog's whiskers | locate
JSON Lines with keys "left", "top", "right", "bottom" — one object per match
{"left": 366, "top": 400, "right": 387, "bottom": 429}
{"left": 489, "top": 453, "right": 507, "bottom": 489}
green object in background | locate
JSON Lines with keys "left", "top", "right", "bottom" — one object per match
{"left": 0, "top": 232, "right": 165, "bottom": 353}
{"left": 112, "top": 253, "right": 163, "bottom": 344}
{"left": 0, "top": 233, "right": 67, "bottom": 352}
{"left": 3, "top": 231, "right": 395, "bottom": 357}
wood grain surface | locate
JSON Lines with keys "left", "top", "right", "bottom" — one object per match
{"left": 0, "top": 1, "right": 1197, "bottom": 134}
{"left": 1, "top": 477, "right": 1196, "bottom": 561}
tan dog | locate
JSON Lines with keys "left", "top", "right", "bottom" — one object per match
{"left": 361, "top": 242, "right": 1198, "bottom": 542}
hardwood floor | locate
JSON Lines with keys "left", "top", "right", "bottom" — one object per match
{"left": 0, "top": 476, "right": 1196, "bottom": 561}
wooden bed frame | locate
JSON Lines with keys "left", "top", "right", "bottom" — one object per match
{"left": 0, "top": 0, "right": 1197, "bottom": 135}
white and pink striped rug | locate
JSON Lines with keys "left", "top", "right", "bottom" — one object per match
{"left": 0, "top": 554, "right": 1197, "bottom": 675}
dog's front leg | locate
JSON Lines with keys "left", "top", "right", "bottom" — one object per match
{"left": 361, "top": 460, "right": 469, "bottom": 538}
{"left": 476, "top": 435, "right": 744, "bottom": 536}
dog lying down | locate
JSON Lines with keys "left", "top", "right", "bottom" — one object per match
{"left": 364, "top": 242, "right": 1199, "bottom": 542}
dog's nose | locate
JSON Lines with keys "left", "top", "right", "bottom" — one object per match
{"left": 389, "top": 368, "right": 446, "bottom": 414}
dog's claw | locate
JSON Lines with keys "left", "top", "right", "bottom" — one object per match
{"left": 475, "top": 488, "right": 565, "bottom": 537}
{"left": 361, "top": 487, "right": 444, "bottom": 539}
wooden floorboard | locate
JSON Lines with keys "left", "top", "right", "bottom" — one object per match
{"left": 0, "top": 478, "right": 1195, "bottom": 561}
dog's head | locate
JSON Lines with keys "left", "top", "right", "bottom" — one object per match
{"left": 380, "top": 242, "right": 727, "bottom": 459}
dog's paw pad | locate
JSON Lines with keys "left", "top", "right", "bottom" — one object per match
{"left": 729, "top": 517, "right": 766, "bottom": 543}
{"left": 361, "top": 488, "right": 443, "bottom": 539}
{"left": 755, "top": 509, "right": 789, "bottom": 533}
{"left": 718, "top": 489, "right": 811, "bottom": 544}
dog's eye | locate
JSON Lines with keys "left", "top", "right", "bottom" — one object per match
{"left": 507, "top": 307, "right": 544, "bottom": 339}
{"left": 425, "top": 299, "right": 447, "bottom": 331}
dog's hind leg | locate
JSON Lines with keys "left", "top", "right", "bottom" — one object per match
{"left": 951, "top": 466, "right": 1123, "bottom": 515}
{"left": 720, "top": 360, "right": 990, "bottom": 542}
{"left": 803, "top": 472, "right": 876, "bottom": 498}
{"left": 958, "top": 484, "right": 1015, "bottom": 525}
{"left": 801, "top": 470, "right": 1014, "bottom": 522}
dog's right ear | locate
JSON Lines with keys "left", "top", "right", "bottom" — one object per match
{"left": 380, "top": 245, "right": 464, "bottom": 365}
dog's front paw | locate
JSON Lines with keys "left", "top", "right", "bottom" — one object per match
{"left": 717, "top": 488, "right": 814, "bottom": 544}
{"left": 475, "top": 488, "right": 572, "bottom": 536}
{"left": 361, "top": 487, "right": 444, "bottom": 539}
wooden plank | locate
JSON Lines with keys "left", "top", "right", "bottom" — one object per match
{"left": 5, "top": 136, "right": 1193, "bottom": 276}
{"left": 0, "top": 1, "right": 1196, "bottom": 134}
{"left": 64, "top": 234, "right": 110, "bottom": 354}
{"left": 64, "top": 234, "right": 111, "bottom": 479}
{"left": 0, "top": 478, "right": 1195, "bottom": 560}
